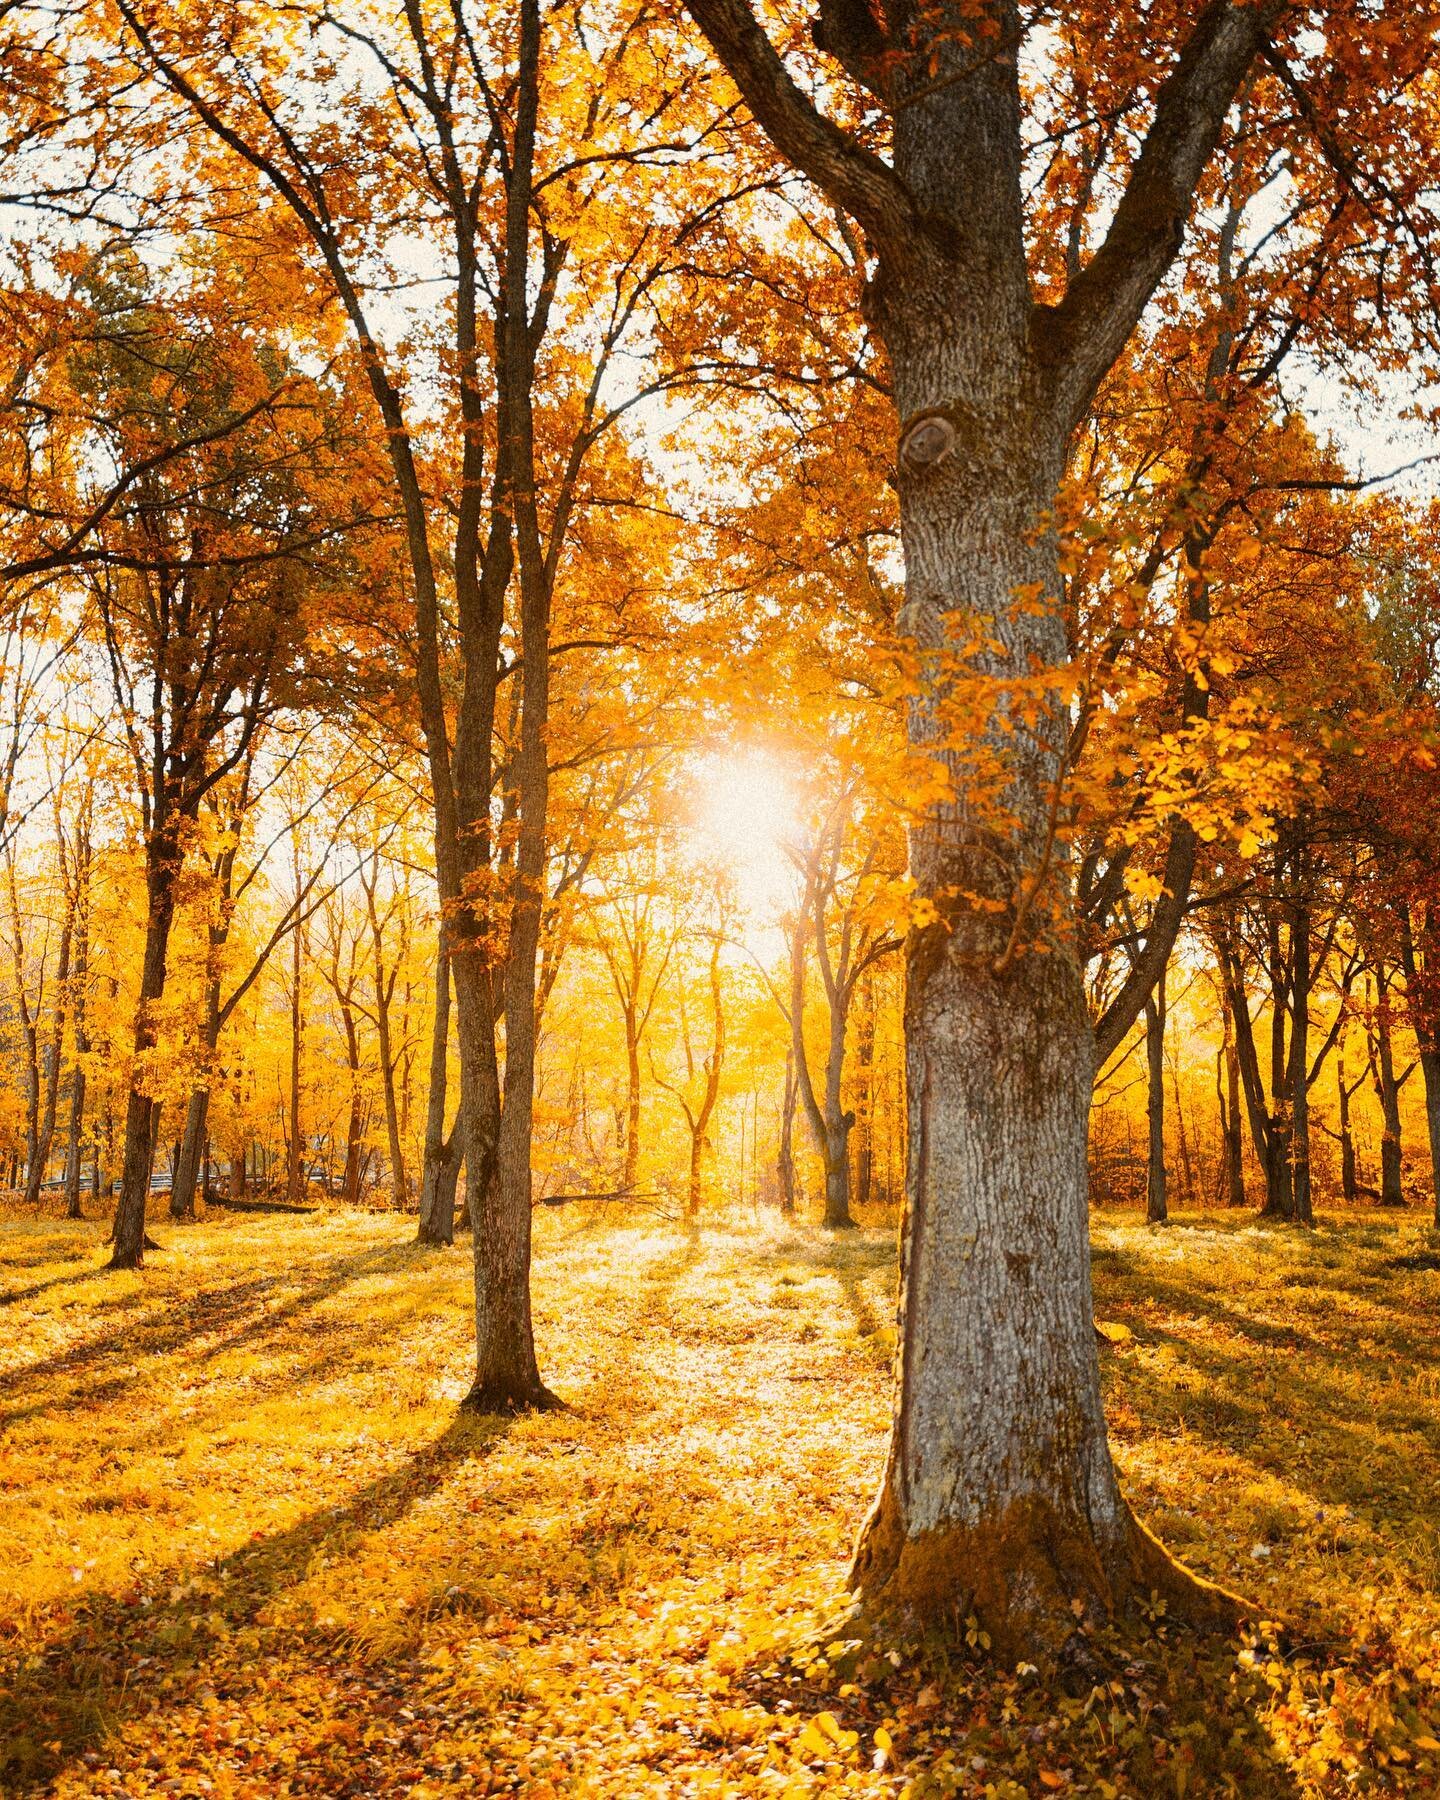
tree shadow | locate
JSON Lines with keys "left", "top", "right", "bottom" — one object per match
{"left": 1, "top": 1238, "right": 429, "bottom": 1428}
{"left": 0, "top": 1410, "right": 509, "bottom": 1792}
{"left": 0, "top": 1266, "right": 111, "bottom": 1309}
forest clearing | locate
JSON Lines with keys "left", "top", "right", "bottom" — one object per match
{"left": 9, "top": 0, "right": 1440, "bottom": 1794}
{"left": 2, "top": 1202, "right": 1440, "bottom": 1798}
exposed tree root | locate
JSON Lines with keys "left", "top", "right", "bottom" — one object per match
{"left": 460, "top": 1378, "right": 565, "bottom": 1417}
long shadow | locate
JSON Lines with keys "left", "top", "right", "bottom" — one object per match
{"left": 1098, "top": 1264, "right": 1440, "bottom": 1604}
{"left": 0, "top": 1410, "right": 508, "bottom": 1794}
{"left": 0, "top": 1266, "right": 112, "bottom": 1308}
{"left": 1, "top": 1237, "right": 428, "bottom": 1426}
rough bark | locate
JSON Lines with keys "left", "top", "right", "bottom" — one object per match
{"left": 681, "top": 0, "right": 1267, "bottom": 1655}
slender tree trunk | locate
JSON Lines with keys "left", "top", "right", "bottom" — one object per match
{"left": 63, "top": 862, "right": 90, "bottom": 1219}
{"left": 1259, "top": 915, "right": 1295, "bottom": 1220}
{"left": 685, "top": 940, "right": 725, "bottom": 1219}
{"left": 1336, "top": 1055, "right": 1360, "bottom": 1206}
{"left": 63, "top": 1064, "right": 87, "bottom": 1219}
{"left": 418, "top": 932, "right": 460, "bottom": 1244}
{"left": 1373, "top": 980, "right": 1406, "bottom": 1207}
{"left": 1219, "top": 988, "right": 1246, "bottom": 1206}
{"left": 1145, "top": 972, "right": 1167, "bottom": 1225}
{"left": 21, "top": 906, "right": 72, "bottom": 1210}
{"left": 287, "top": 904, "right": 306, "bottom": 1204}
{"left": 777, "top": 1049, "right": 797, "bottom": 1214}
{"left": 622, "top": 1007, "right": 641, "bottom": 1191}
{"left": 1289, "top": 901, "right": 1313, "bottom": 1226}
{"left": 109, "top": 831, "right": 181, "bottom": 1269}
{"left": 853, "top": 983, "right": 876, "bottom": 1209}
{"left": 1398, "top": 905, "right": 1440, "bottom": 1227}
{"left": 820, "top": 989, "right": 856, "bottom": 1228}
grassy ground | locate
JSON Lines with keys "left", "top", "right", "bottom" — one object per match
{"left": 2, "top": 1204, "right": 1439, "bottom": 1798}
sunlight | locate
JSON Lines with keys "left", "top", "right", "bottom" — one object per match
{"left": 689, "top": 749, "right": 801, "bottom": 925}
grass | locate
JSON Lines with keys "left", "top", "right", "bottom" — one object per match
{"left": 1, "top": 1203, "right": 1439, "bottom": 1796}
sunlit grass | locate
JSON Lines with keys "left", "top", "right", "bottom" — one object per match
{"left": 3, "top": 1204, "right": 1439, "bottom": 1795}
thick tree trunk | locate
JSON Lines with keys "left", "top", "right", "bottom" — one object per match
{"left": 1145, "top": 975, "right": 1168, "bottom": 1225}
{"left": 418, "top": 933, "right": 460, "bottom": 1245}
{"left": 848, "top": 269, "right": 1226, "bottom": 1656}
{"left": 171, "top": 1085, "right": 210, "bottom": 1221}
{"left": 463, "top": 255, "right": 554, "bottom": 1412}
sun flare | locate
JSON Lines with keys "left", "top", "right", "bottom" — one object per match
{"left": 690, "top": 749, "right": 801, "bottom": 924}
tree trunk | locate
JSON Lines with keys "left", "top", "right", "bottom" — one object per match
{"left": 1419, "top": 1049, "right": 1440, "bottom": 1230}
{"left": 287, "top": 905, "right": 305, "bottom": 1204}
{"left": 464, "top": 301, "right": 554, "bottom": 1410}
{"left": 171, "top": 1085, "right": 210, "bottom": 1221}
{"left": 853, "top": 983, "right": 876, "bottom": 1209}
{"left": 22, "top": 910, "right": 73, "bottom": 1211}
{"left": 777, "top": 1049, "right": 797, "bottom": 1214}
{"left": 108, "top": 832, "right": 181, "bottom": 1269}
{"left": 418, "top": 932, "right": 460, "bottom": 1244}
{"left": 684, "top": 939, "right": 725, "bottom": 1219}
{"left": 620, "top": 1005, "right": 642, "bottom": 1192}
{"left": 1219, "top": 988, "right": 1246, "bottom": 1206}
{"left": 1336, "top": 1055, "right": 1360, "bottom": 1206}
{"left": 63, "top": 1062, "right": 87, "bottom": 1219}
{"left": 848, "top": 268, "right": 1221, "bottom": 1657}
{"left": 1145, "top": 974, "right": 1168, "bottom": 1226}
{"left": 1289, "top": 900, "right": 1313, "bottom": 1226}
{"left": 63, "top": 872, "right": 90, "bottom": 1220}
{"left": 1372, "top": 975, "right": 1406, "bottom": 1207}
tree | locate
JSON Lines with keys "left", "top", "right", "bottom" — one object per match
{"left": 651, "top": 878, "right": 734, "bottom": 1218}
{"left": 779, "top": 788, "right": 900, "bottom": 1229}
{"left": 676, "top": 0, "right": 1438, "bottom": 1651}
{"left": 110, "top": 0, "right": 758, "bottom": 1409}
{"left": 69, "top": 263, "right": 359, "bottom": 1267}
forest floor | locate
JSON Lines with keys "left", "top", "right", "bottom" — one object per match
{"left": 2, "top": 1205, "right": 1440, "bottom": 1798}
